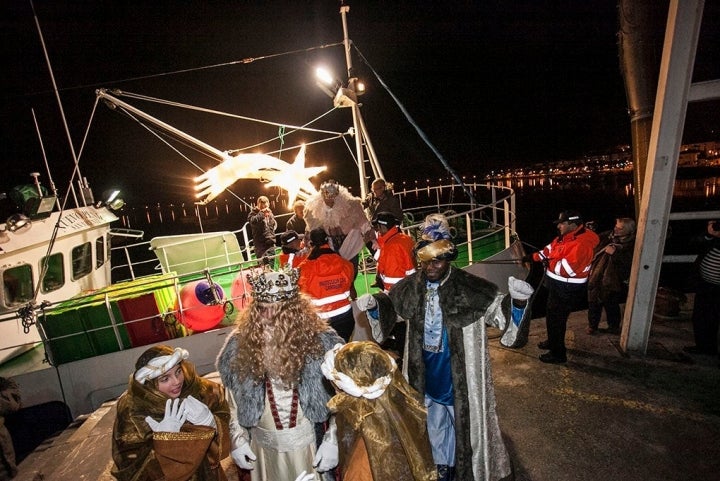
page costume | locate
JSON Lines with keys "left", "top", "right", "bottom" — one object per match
{"left": 111, "top": 357, "right": 231, "bottom": 481}
{"left": 322, "top": 342, "right": 436, "bottom": 481}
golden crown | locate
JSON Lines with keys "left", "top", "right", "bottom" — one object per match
{"left": 247, "top": 267, "right": 300, "bottom": 303}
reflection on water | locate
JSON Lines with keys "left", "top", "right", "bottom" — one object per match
{"left": 117, "top": 173, "right": 720, "bottom": 244}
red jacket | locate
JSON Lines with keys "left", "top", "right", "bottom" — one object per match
{"left": 375, "top": 226, "right": 416, "bottom": 291}
{"left": 298, "top": 245, "right": 354, "bottom": 318}
{"left": 279, "top": 248, "right": 308, "bottom": 269}
{"left": 533, "top": 225, "right": 600, "bottom": 283}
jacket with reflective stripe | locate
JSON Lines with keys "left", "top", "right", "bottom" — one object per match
{"left": 375, "top": 226, "right": 416, "bottom": 291}
{"left": 533, "top": 225, "right": 599, "bottom": 283}
{"left": 298, "top": 245, "right": 354, "bottom": 315}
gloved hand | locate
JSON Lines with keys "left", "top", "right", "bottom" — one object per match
{"left": 313, "top": 439, "right": 339, "bottom": 472}
{"left": 183, "top": 395, "right": 216, "bottom": 428}
{"left": 145, "top": 398, "right": 187, "bottom": 433}
{"left": 294, "top": 471, "right": 315, "bottom": 481}
{"left": 355, "top": 293, "right": 377, "bottom": 312}
{"left": 313, "top": 417, "right": 338, "bottom": 472}
{"left": 231, "top": 438, "right": 257, "bottom": 470}
{"left": 508, "top": 276, "right": 534, "bottom": 301}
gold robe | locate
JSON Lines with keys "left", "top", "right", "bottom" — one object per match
{"left": 111, "top": 364, "right": 231, "bottom": 481}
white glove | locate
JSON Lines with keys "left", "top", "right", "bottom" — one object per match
{"left": 145, "top": 398, "right": 187, "bottom": 433}
{"left": 294, "top": 471, "right": 315, "bottom": 481}
{"left": 355, "top": 293, "right": 377, "bottom": 312}
{"left": 508, "top": 276, "right": 533, "bottom": 301}
{"left": 313, "top": 417, "right": 338, "bottom": 472}
{"left": 183, "top": 395, "right": 216, "bottom": 428}
{"left": 231, "top": 438, "right": 257, "bottom": 470}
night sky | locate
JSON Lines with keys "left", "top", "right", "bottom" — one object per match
{"left": 1, "top": 1, "right": 718, "bottom": 205}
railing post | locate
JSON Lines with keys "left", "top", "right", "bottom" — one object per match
{"left": 465, "top": 213, "right": 473, "bottom": 265}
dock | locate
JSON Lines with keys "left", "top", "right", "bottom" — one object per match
{"left": 13, "top": 300, "right": 720, "bottom": 481}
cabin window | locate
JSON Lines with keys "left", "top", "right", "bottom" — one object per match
{"left": 40, "top": 253, "right": 65, "bottom": 293}
{"left": 71, "top": 242, "right": 93, "bottom": 280}
{"left": 2, "top": 265, "right": 34, "bottom": 308}
{"left": 96, "top": 236, "right": 105, "bottom": 269}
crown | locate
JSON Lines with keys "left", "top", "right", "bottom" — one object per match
{"left": 247, "top": 266, "right": 300, "bottom": 303}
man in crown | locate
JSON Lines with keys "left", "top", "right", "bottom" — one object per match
{"left": 303, "top": 180, "right": 373, "bottom": 294}
{"left": 217, "top": 267, "right": 344, "bottom": 481}
{"left": 356, "top": 213, "right": 534, "bottom": 481}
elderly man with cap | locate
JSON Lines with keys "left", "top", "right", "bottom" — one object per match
{"left": 523, "top": 210, "right": 599, "bottom": 364}
{"left": 355, "top": 213, "right": 533, "bottom": 481}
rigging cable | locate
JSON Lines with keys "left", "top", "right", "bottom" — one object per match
{"left": 352, "top": 43, "right": 478, "bottom": 206}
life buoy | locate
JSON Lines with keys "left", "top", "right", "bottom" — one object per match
{"left": 175, "top": 280, "right": 225, "bottom": 332}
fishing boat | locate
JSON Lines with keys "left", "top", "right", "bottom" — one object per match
{"left": 0, "top": 5, "right": 527, "bottom": 425}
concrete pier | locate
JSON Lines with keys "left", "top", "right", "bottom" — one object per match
{"left": 14, "top": 302, "right": 720, "bottom": 481}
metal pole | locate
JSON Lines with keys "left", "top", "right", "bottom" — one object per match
{"left": 339, "top": 5, "right": 368, "bottom": 198}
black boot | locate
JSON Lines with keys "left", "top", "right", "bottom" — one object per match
{"left": 437, "top": 464, "right": 455, "bottom": 481}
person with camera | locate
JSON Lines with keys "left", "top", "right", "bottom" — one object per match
{"left": 586, "top": 217, "right": 636, "bottom": 335}
{"left": 248, "top": 196, "right": 277, "bottom": 258}
{"left": 362, "top": 178, "right": 403, "bottom": 224}
{"left": 684, "top": 219, "right": 720, "bottom": 357}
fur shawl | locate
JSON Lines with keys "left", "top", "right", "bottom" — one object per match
{"left": 304, "top": 187, "right": 371, "bottom": 236}
{"left": 216, "top": 329, "right": 343, "bottom": 427}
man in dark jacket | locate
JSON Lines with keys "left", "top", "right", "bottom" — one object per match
{"left": 586, "top": 217, "right": 636, "bottom": 334}
{"left": 247, "top": 196, "right": 277, "bottom": 258}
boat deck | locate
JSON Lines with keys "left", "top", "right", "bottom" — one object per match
{"left": 13, "top": 300, "right": 720, "bottom": 481}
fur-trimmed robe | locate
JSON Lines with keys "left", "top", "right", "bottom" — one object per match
{"left": 216, "top": 329, "right": 342, "bottom": 428}
{"left": 303, "top": 186, "right": 371, "bottom": 257}
{"left": 370, "top": 267, "right": 514, "bottom": 481}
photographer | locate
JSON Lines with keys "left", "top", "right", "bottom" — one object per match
{"left": 247, "top": 196, "right": 277, "bottom": 258}
{"left": 586, "top": 217, "right": 636, "bottom": 335}
{"left": 363, "top": 179, "right": 402, "bottom": 224}
{"left": 684, "top": 219, "right": 720, "bottom": 357}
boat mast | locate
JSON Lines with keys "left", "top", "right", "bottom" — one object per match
{"left": 339, "top": 5, "right": 383, "bottom": 199}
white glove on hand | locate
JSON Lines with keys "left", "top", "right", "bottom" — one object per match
{"left": 508, "top": 276, "right": 534, "bottom": 301}
{"left": 183, "top": 395, "right": 216, "bottom": 428}
{"left": 313, "top": 438, "right": 339, "bottom": 472}
{"left": 145, "top": 398, "right": 187, "bottom": 433}
{"left": 355, "top": 293, "right": 377, "bottom": 312}
{"left": 231, "top": 438, "right": 257, "bottom": 470}
{"left": 294, "top": 471, "right": 315, "bottom": 481}
{"left": 313, "top": 416, "right": 338, "bottom": 473}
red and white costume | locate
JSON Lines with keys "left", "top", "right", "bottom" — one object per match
{"left": 374, "top": 226, "right": 416, "bottom": 292}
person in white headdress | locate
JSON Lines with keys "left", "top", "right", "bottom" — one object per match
{"left": 111, "top": 345, "right": 231, "bottom": 481}
{"left": 355, "top": 213, "right": 533, "bottom": 481}
{"left": 321, "top": 341, "right": 436, "bottom": 481}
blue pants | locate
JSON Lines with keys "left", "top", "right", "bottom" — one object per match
{"left": 426, "top": 396, "right": 455, "bottom": 466}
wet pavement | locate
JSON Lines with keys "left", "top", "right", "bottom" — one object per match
{"left": 492, "top": 298, "right": 720, "bottom": 481}
{"left": 14, "top": 298, "right": 720, "bottom": 481}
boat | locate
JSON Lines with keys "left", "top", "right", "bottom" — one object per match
{"left": 0, "top": 5, "right": 526, "bottom": 423}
